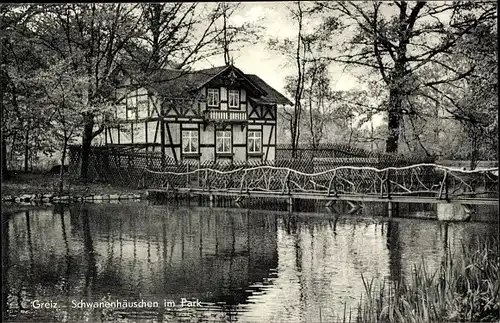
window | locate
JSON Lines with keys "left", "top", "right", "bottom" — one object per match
{"left": 216, "top": 131, "right": 232, "bottom": 153}
{"left": 126, "top": 95, "right": 138, "bottom": 120}
{"left": 182, "top": 130, "right": 198, "bottom": 154}
{"left": 248, "top": 131, "right": 262, "bottom": 153}
{"left": 127, "top": 107, "right": 137, "bottom": 120}
{"left": 207, "top": 88, "right": 219, "bottom": 107}
{"left": 115, "top": 104, "right": 126, "bottom": 119}
{"left": 228, "top": 89, "right": 239, "bottom": 109}
{"left": 137, "top": 95, "right": 149, "bottom": 118}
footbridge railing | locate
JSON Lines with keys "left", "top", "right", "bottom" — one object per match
{"left": 143, "top": 164, "right": 498, "bottom": 201}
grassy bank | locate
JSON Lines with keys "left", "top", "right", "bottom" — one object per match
{"left": 352, "top": 238, "right": 499, "bottom": 323}
{"left": 1, "top": 171, "right": 146, "bottom": 197}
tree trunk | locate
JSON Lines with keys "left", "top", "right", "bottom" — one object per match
{"left": 290, "top": 118, "right": 297, "bottom": 158}
{"left": 150, "top": 4, "right": 161, "bottom": 71}
{"left": 294, "top": 114, "right": 301, "bottom": 157}
{"left": 59, "top": 137, "right": 68, "bottom": 194}
{"left": 1, "top": 136, "right": 9, "bottom": 181}
{"left": 309, "top": 95, "right": 316, "bottom": 149}
{"left": 469, "top": 134, "right": 479, "bottom": 170}
{"left": 2, "top": 212, "right": 9, "bottom": 318}
{"left": 24, "top": 128, "right": 29, "bottom": 172}
{"left": 386, "top": 88, "right": 402, "bottom": 153}
{"left": 291, "top": 2, "right": 304, "bottom": 159}
{"left": 385, "top": 2, "right": 411, "bottom": 154}
{"left": 222, "top": 4, "right": 230, "bottom": 65}
{"left": 80, "top": 113, "right": 94, "bottom": 181}
{"left": 160, "top": 112, "right": 166, "bottom": 167}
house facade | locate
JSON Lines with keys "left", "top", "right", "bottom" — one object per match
{"left": 96, "top": 65, "right": 291, "bottom": 162}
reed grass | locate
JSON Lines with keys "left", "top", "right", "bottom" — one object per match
{"left": 349, "top": 237, "right": 499, "bottom": 323}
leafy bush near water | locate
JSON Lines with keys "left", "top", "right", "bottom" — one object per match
{"left": 354, "top": 238, "right": 499, "bottom": 323}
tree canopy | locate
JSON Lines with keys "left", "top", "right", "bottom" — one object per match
{"left": 1, "top": 2, "right": 497, "bottom": 178}
{"left": 272, "top": 1, "right": 496, "bottom": 163}
{"left": 1, "top": 3, "right": 256, "bottom": 178}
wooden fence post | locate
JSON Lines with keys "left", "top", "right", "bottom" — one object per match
{"left": 439, "top": 169, "right": 448, "bottom": 200}
{"left": 197, "top": 159, "right": 201, "bottom": 188}
{"left": 186, "top": 162, "right": 190, "bottom": 189}
{"left": 286, "top": 170, "right": 291, "bottom": 194}
{"left": 327, "top": 172, "right": 338, "bottom": 197}
{"left": 239, "top": 170, "right": 247, "bottom": 194}
{"left": 445, "top": 170, "right": 449, "bottom": 200}
{"left": 204, "top": 169, "right": 208, "bottom": 192}
{"left": 386, "top": 169, "right": 391, "bottom": 199}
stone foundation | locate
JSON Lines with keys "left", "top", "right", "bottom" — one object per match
{"left": 1, "top": 193, "right": 145, "bottom": 205}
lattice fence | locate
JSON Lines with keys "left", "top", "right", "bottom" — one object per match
{"left": 276, "top": 143, "right": 434, "bottom": 164}
{"left": 68, "top": 145, "right": 437, "bottom": 190}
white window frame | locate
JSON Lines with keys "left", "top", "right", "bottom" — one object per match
{"left": 115, "top": 104, "right": 125, "bottom": 119}
{"left": 126, "top": 95, "right": 138, "bottom": 120}
{"left": 216, "top": 130, "right": 232, "bottom": 153}
{"left": 182, "top": 130, "right": 199, "bottom": 154}
{"left": 136, "top": 94, "right": 149, "bottom": 117}
{"left": 248, "top": 131, "right": 262, "bottom": 153}
{"left": 207, "top": 88, "right": 219, "bottom": 107}
{"left": 126, "top": 107, "right": 137, "bottom": 120}
{"left": 228, "top": 89, "right": 239, "bottom": 109}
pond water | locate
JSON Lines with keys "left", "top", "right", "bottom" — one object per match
{"left": 2, "top": 201, "right": 498, "bottom": 322}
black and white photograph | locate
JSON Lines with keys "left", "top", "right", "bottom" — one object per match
{"left": 1, "top": 2, "right": 498, "bottom": 322}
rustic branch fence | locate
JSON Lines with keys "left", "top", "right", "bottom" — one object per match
{"left": 67, "top": 145, "right": 498, "bottom": 200}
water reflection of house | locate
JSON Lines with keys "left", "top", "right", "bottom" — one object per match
{"left": 5, "top": 204, "right": 498, "bottom": 322}
{"left": 6, "top": 204, "right": 278, "bottom": 312}
{"left": 82, "top": 204, "right": 278, "bottom": 302}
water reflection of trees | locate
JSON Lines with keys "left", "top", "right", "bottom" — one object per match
{"left": 2, "top": 211, "right": 10, "bottom": 318}
{"left": 5, "top": 204, "right": 279, "bottom": 321}
{"left": 270, "top": 212, "right": 497, "bottom": 322}
{"left": 386, "top": 220, "right": 402, "bottom": 283}
{"left": 4, "top": 202, "right": 496, "bottom": 322}
{"left": 79, "top": 204, "right": 278, "bottom": 300}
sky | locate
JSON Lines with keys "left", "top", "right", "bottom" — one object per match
{"left": 189, "top": 2, "right": 389, "bottom": 129}
{"left": 192, "top": 2, "right": 361, "bottom": 99}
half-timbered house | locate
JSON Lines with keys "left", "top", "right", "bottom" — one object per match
{"left": 97, "top": 65, "right": 292, "bottom": 163}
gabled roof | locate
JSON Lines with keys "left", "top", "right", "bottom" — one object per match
{"left": 245, "top": 74, "right": 293, "bottom": 105}
{"left": 148, "top": 66, "right": 227, "bottom": 98}
{"left": 144, "top": 65, "right": 292, "bottom": 105}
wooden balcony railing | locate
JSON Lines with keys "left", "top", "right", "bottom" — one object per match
{"left": 204, "top": 109, "right": 247, "bottom": 122}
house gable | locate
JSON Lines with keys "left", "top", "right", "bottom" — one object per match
{"left": 101, "top": 64, "right": 288, "bottom": 163}
{"left": 114, "top": 64, "right": 291, "bottom": 106}
{"left": 197, "top": 65, "right": 265, "bottom": 99}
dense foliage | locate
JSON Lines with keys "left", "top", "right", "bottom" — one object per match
{"left": 1, "top": 3, "right": 256, "bottom": 180}
{"left": 274, "top": 1, "right": 497, "bottom": 162}
{"left": 1, "top": 2, "right": 497, "bottom": 181}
